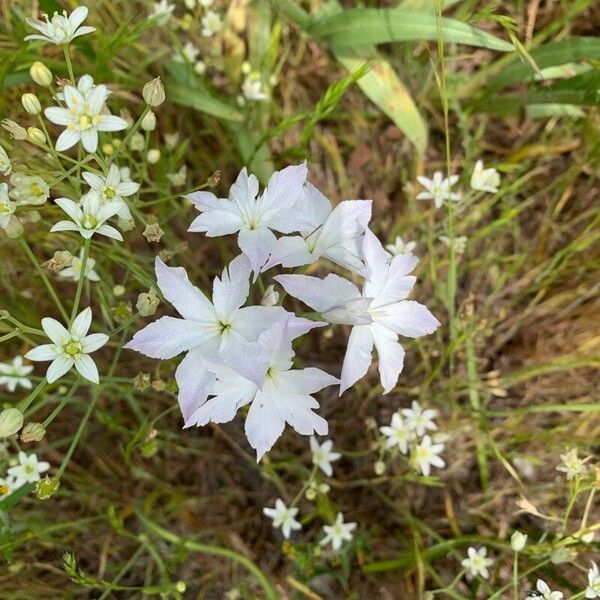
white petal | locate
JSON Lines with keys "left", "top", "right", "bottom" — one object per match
{"left": 81, "top": 128, "right": 98, "bottom": 153}
{"left": 154, "top": 257, "right": 215, "bottom": 321}
{"left": 274, "top": 273, "right": 361, "bottom": 313}
{"left": 55, "top": 128, "right": 81, "bottom": 152}
{"left": 74, "top": 354, "right": 99, "bottom": 384}
{"left": 54, "top": 197, "right": 83, "bottom": 223}
{"left": 261, "top": 235, "right": 316, "bottom": 271}
{"left": 25, "top": 344, "right": 58, "bottom": 361}
{"left": 124, "top": 316, "right": 214, "bottom": 359}
{"left": 46, "top": 356, "right": 74, "bottom": 383}
{"left": 212, "top": 254, "right": 251, "bottom": 318}
{"left": 339, "top": 325, "right": 373, "bottom": 395}
{"left": 86, "top": 84, "right": 108, "bottom": 115}
{"left": 96, "top": 224, "right": 123, "bottom": 241}
{"left": 237, "top": 226, "right": 277, "bottom": 276}
{"left": 70, "top": 307, "right": 92, "bottom": 339}
{"left": 116, "top": 181, "right": 140, "bottom": 196}
{"left": 245, "top": 390, "right": 286, "bottom": 461}
{"left": 175, "top": 349, "right": 216, "bottom": 424}
{"left": 362, "top": 229, "right": 391, "bottom": 298}
{"left": 188, "top": 207, "right": 243, "bottom": 237}
{"left": 44, "top": 107, "right": 73, "bottom": 126}
{"left": 68, "top": 6, "right": 89, "bottom": 31}
{"left": 371, "top": 323, "right": 405, "bottom": 394}
{"left": 278, "top": 367, "right": 339, "bottom": 395}
{"left": 41, "top": 317, "right": 70, "bottom": 345}
{"left": 81, "top": 333, "right": 109, "bottom": 353}
{"left": 374, "top": 301, "right": 440, "bottom": 338}
{"left": 50, "top": 220, "right": 80, "bottom": 234}
{"left": 82, "top": 171, "right": 104, "bottom": 190}
{"left": 96, "top": 115, "right": 128, "bottom": 132}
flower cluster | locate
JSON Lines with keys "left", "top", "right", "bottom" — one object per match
{"left": 263, "top": 436, "right": 357, "bottom": 551}
{"left": 0, "top": 451, "right": 50, "bottom": 499}
{"left": 379, "top": 401, "right": 446, "bottom": 476}
{"left": 126, "top": 163, "right": 440, "bottom": 460}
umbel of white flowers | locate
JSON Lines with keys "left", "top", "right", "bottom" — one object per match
{"left": 125, "top": 164, "right": 440, "bottom": 461}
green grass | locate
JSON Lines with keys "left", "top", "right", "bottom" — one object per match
{"left": 0, "top": 0, "right": 598, "bottom": 598}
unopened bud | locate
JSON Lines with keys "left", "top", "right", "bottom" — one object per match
{"left": 510, "top": 531, "right": 527, "bottom": 552}
{"left": 146, "top": 149, "right": 161, "bottom": 164}
{"left": 129, "top": 132, "right": 144, "bottom": 151}
{"left": 207, "top": 170, "right": 221, "bottom": 188}
{"left": 21, "top": 93, "right": 41, "bottom": 115}
{"left": 141, "top": 110, "right": 156, "bottom": 131}
{"left": 36, "top": 475, "right": 60, "bottom": 500}
{"left": 113, "top": 284, "right": 126, "bottom": 297}
{"left": 30, "top": 61, "right": 53, "bottom": 87}
{"left": 260, "top": 284, "right": 279, "bottom": 306}
{"left": 142, "top": 77, "right": 165, "bottom": 107}
{"left": 4, "top": 215, "right": 23, "bottom": 239}
{"left": 2, "top": 119, "right": 27, "bottom": 140}
{"left": 175, "top": 581, "right": 186, "bottom": 594}
{"left": 374, "top": 460, "right": 386, "bottom": 476}
{"left": 20, "top": 422, "right": 46, "bottom": 443}
{"left": 27, "top": 127, "right": 46, "bottom": 145}
{"left": 305, "top": 488, "right": 316, "bottom": 501}
{"left": 133, "top": 372, "right": 151, "bottom": 391}
{"left": 0, "top": 408, "right": 24, "bottom": 438}
{"left": 136, "top": 288, "right": 160, "bottom": 316}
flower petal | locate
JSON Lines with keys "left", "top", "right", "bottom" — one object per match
{"left": 74, "top": 354, "right": 99, "bottom": 383}
{"left": 81, "top": 333, "right": 109, "bottom": 353}
{"left": 55, "top": 128, "right": 81, "bottom": 152}
{"left": 70, "top": 307, "right": 92, "bottom": 339}
{"left": 41, "top": 317, "right": 70, "bottom": 345}
{"left": 46, "top": 356, "right": 74, "bottom": 383}
{"left": 339, "top": 325, "right": 373, "bottom": 395}
{"left": 25, "top": 344, "right": 58, "bottom": 361}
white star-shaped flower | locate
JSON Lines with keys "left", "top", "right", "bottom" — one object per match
{"left": 51, "top": 192, "right": 123, "bottom": 241}
{"left": 25, "top": 6, "right": 95, "bottom": 45}
{"left": 586, "top": 562, "right": 600, "bottom": 598}
{"left": 82, "top": 163, "right": 139, "bottom": 221}
{"left": 416, "top": 171, "right": 460, "bottom": 208}
{"left": 58, "top": 248, "right": 100, "bottom": 282}
{"left": 44, "top": 79, "right": 128, "bottom": 152}
{"left": 556, "top": 448, "right": 591, "bottom": 480}
{"left": 187, "top": 163, "right": 314, "bottom": 276}
{"left": 0, "top": 356, "right": 34, "bottom": 392}
{"left": 201, "top": 10, "right": 222, "bottom": 37}
{"left": 461, "top": 546, "right": 493, "bottom": 579}
{"left": 310, "top": 437, "right": 341, "bottom": 477}
{"left": 151, "top": 0, "right": 175, "bottom": 24}
{"left": 0, "top": 144, "right": 11, "bottom": 175}
{"left": 401, "top": 401, "right": 438, "bottom": 437}
{"left": 276, "top": 229, "right": 440, "bottom": 395}
{"left": 470, "top": 160, "right": 500, "bottom": 193}
{"left": 25, "top": 307, "right": 109, "bottom": 384}
{"left": 379, "top": 412, "right": 411, "bottom": 454}
{"left": 412, "top": 435, "right": 445, "bottom": 476}
{"left": 527, "top": 579, "right": 563, "bottom": 600}
{"left": 7, "top": 451, "right": 50, "bottom": 488}
{"left": 385, "top": 235, "right": 416, "bottom": 256}
{"left": 174, "top": 41, "right": 200, "bottom": 64}
{"left": 263, "top": 498, "right": 301, "bottom": 539}
{"left": 320, "top": 512, "right": 356, "bottom": 551}
{"left": 262, "top": 183, "right": 372, "bottom": 275}
{"left": 181, "top": 317, "right": 337, "bottom": 460}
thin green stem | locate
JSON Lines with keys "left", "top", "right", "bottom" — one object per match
{"left": 19, "top": 237, "right": 69, "bottom": 322}
{"left": 136, "top": 510, "right": 278, "bottom": 600}
{"left": 512, "top": 552, "right": 519, "bottom": 600}
{"left": 70, "top": 239, "right": 90, "bottom": 324}
{"left": 17, "top": 379, "right": 47, "bottom": 413}
{"left": 41, "top": 380, "right": 80, "bottom": 427}
{"left": 63, "top": 45, "right": 75, "bottom": 82}
{"left": 107, "top": 105, "right": 151, "bottom": 166}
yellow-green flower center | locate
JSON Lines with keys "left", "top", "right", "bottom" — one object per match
{"left": 82, "top": 214, "right": 98, "bottom": 229}
{"left": 105, "top": 187, "right": 116, "bottom": 199}
{"left": 64, "top": 340, "right": 82, "bottom": 356}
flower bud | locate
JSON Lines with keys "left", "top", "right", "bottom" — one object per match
{"left": 21, "top": 422, "right": 46, "bottom": 443}
{"left": 146, "top": 149, "right": 161, "bottom": 164}
{"left": 0, "top": 144, "right": 11, "bottom": 176}
{"left": 0, "top": 408, "right": 24, "bottom": 438}
{"left": 4, "top": 215, "right": 23, "bottom": 239}
{"left": 117, "top": 217, "right": 135, "bottom": 232}
{"left": 141, "top": 110, "right": 156, "bottom": 131}
{"left": 2, "top": 119, "right": 27, "bottom": 141}
{"left": 21, "top": 93, "right": 41, "bottom": 115}
{"left": 260, "top": 284, "right": 279, "bottom": 306}
{"left": 30, "top": 61, "right": 53, "bottom": 86}
{"left": 133, "top": 372, "right": 151, "bottom": 391}
{"left": 374, "top": 460, "right": 386, "bottom": 476}
{"left": 27, "top": 127, "right": 46, "bottom": 145}
{"left": 113, "top": 284, "right": 126, "bottom": 297}
{"left": 175, "top": 581, "right": 186, "bottom": 594}
{"left": 142, "top": 77, "right": 165, "bottom": 107}
{"left": 305, "top": 488, "right": 316, "bottom": 501}
{"left": 43, "top": 250, "right": 73, "bottom": 272}
{"left": 36, "top": 475, "right": 60, "bottom": 500}
{"left": 136, "top": 288, "right": 160, "bottom": 316}
{"left": 510, "top": 531, "right": 527, "bottom": 552}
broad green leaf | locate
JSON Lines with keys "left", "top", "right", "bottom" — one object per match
{"left": 306, "top": 9, "right": 514, "bottom": 52}
{"left": 334, "top": 47, "right": 427, "bottom": 156}
{"left": 168, "top": 83, "right": 243, "bottom": 122}
{"left": 488, "top": 37, "right": 600, "bottom": 91}
{"left": 526, "top": 104, "right": 585, "bottom": 119}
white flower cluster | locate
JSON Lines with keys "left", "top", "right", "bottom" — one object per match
{"left": 263, "top": 437, "right": 356, "bottom": 551}
{"left": 126, "top": 163, "right": 440, "bottom": 460}
{"left": 379, "top": 401, "right": 445, "bottom": 476}
{"left": 0, "top": 451, "right": 50, "bottom": 499}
